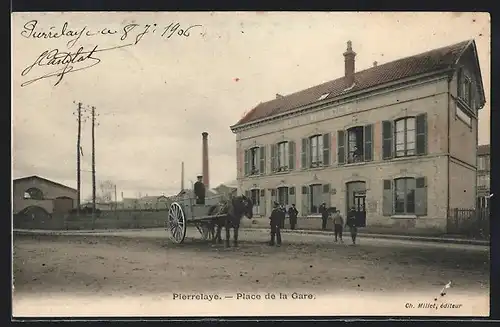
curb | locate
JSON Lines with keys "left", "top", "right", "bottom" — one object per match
{"left": 242, "top": 227, "right": 490, "bottom": 246}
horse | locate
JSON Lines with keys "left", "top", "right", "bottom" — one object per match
{"left": 207, "top": 195, "right": 253, "bottom": 247}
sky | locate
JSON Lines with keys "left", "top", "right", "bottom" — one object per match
{"left": 11, "top": 12, "right": 490, "bottom": 200}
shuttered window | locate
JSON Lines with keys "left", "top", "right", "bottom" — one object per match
{"left": 301, "top": 138, "right": 309, "bottom": 169}
{"left": 322, "top": 133, "right": 331, "bottom": 166}
{"left": 382, "top": 121, "right": 393, "bottom": 160}
{"left": 364, "top": 124, "right": 373, "bottom": 162}
{"left": 259, "top": 146, "right": 266, "bottom": 174}
{"left": 415, "top": 177, "right": 427, "bottom": 216}
{"left": 289, "top": 141, "right": 296, "bottom": 170}
{"left": 337, "top": 130, "right": 345, "bottom": 165}
{"left": 415, "top": 114, "right": 427, "bottom": 156}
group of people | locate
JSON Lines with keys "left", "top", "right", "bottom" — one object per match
{"left": 268, "top": 201, "right": 299, "bottom": 246}
{"left": 194, "top": 176, "right": 359, "bottom": 247}
{"left": 267, "top": 202, "right": 359, "bottom": 246}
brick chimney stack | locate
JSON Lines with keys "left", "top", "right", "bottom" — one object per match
{"left": 343, "top": 40, "right": 356, "bottom": 86}
{"left": 202, "top": 132, "right": 209, "bottom": 189}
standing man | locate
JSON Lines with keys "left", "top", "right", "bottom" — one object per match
{"left": 332, "top": 209, "right": 344, "bottom": 243}
{"left": 319, "top": 202, "right": 328, "bottom": 230}
{"left": 194, "top": 175, "right": 206, "bottom": 205}
{"left": 269, "top": 201, "right": 283, "bottom": 246}
{"left": 280, "top": 203, "right": 286, "bottom": 228}
{"left": 288, "top": 204, "right": 299, "bottom": 230}
{"left": 345, "top": 206, "right": 358, "bottom": 245}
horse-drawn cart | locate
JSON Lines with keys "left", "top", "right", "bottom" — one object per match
{"left": 166, "top": 196, "right": 226, "bottom": 244}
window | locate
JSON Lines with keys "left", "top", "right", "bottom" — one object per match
{"left": 382, "top": 177, "right": 427, "bottom": 216}
{"left": 318, "top": 93, "right": 330, "bottom": 101}
{"left": 301, "top": 183, "right": 331, "bottom": 215}
{"left": 310, "top": 135, "right": 323, "bottom": 166}
{"left": 395, "top": 117, "right": 416, "bottom": 157}
{"left": 456, "top": 106, "right": 472, "bottom": 126}
{"left": 338, "top": 125, "right": 373, "bottom": 165}
{"left": 382, "top": 114, "right": 427, "bottom": 160}
{"left": 23, "top": 188, "right": 44, "bottom": 200}
{"left": 457, "top": 68, "right": 475, "bottom": 109}
{"left": 277, "top": 187, "right": 289, "bottom": 206}
{"left": 271, "top": 141, "right": 295, "bottom": 172}
{"left": 244, "top": 146, "right": 266, "bottom": 176}
{"left": 277, "top": 142, "right": 289, "bottom": 169}
{"left": 394, "top": 178, "right": 416, "bottom": 214}
{"left": 301, "top": 134, "right": 330, "bottom": 169}
{"left": 478, "top": 157, "right": 486, "bottom": 171}
{"left": 347, "top": 126, "right": 364, "bottom": 163}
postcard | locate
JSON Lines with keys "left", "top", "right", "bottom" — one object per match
{"left": 12, "top": 11, "right": 490, "bottom": 318}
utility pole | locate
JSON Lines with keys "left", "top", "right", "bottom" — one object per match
{"left": 73, "top": 102, "right": 84, "bottom": 216}
{"left": 114, "top": 184, "right": 117, "bottom": 211}
{"left": 91, "top": 106, "right": 97, "bottom": 225}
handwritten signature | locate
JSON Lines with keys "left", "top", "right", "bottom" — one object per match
{"left": 20, "top": 43, "right": 133, "bottom": 87}
{"left": 19, "top": 20, "right": 203, "bottom": 87}
{"left": 21, "top": 20, "right": 203, "bottom": 48}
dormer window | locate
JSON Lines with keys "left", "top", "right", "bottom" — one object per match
{"left": 318, "top": 93, "right": 330, "bottom": 101}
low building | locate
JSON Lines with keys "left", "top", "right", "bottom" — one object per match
{"left": 13, "top": 175, "right": 77, "bottom": 216}
{"left": 477, "top": 144, "right": 490, "bottom": 208}
{"left": 230, "top": 39, "right": 486, "bottom": 233}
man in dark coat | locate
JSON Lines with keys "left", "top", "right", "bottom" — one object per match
{"left": 279, "top": 204, "right": 286, "bottom": 228}
{"left": 345, "top": 206, "right": 358, "bottom": 245}
{"left": 288, "top": 204, "right": 299, "bottom": 230}
{"left": 319, "top": 202, "right": 328, "bottom": 230}
{"left": 269, "top": 201, "right": 283, "bottom": 246}
{"left": 194, "top": 175, "right": 206, "bottom": 205}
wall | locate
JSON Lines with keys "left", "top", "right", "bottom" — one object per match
{"left": 13, "top": 178, "right": 77, "bottom": 214}
{"left": 449, "top": 160, "right": 477, "bottom": 209}
{"left": 240, "top": 155, "right": 448, "bottom": 232}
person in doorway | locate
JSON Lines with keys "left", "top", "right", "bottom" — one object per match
{"left": 269, "top": 201, "right": 283, "bottom": 246}
{"left": 288, "top": 204, "right": 299, "bottom": 230}
{"left": 345, "top": 206, "right": 358, "bottom": 245}
{"left": 332, "top": 209, "right": 344, "bottom": 243}
{"left": 280, "top": 204, "right": 286, "bottom": 228}
{"left": 194, "top": 175, "right": 206, "bottom": 205}
{"left": 319, "top": 202, "right": 328, "bottom": 230}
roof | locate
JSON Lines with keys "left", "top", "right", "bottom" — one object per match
{"left": 13, "top": 175, "right": 77, "bottom": 192}
{"left": 232, "top": 40, "right": 475, "bottom": 128}
{"left": 478, "top": 144, "right": 490, "bottom": 156}
{"left": 139, "top": 195, "right": 168, "bottom": 201}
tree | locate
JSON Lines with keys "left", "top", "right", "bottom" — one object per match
{"left": 98, "top": 180, "right": 116, "bottom": 203}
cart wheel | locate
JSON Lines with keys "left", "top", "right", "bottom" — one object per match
{"left": 167, "top": 202, "right": 187, "bottom": 244}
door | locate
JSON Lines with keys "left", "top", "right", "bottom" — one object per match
{"left": 250, "top": 189, "right": 260, "bottom": 215}
{"left": 353, "top": 192, "right": 366, "bottom": 227}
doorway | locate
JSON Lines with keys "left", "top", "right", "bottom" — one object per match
{"left": 310, "top": 184, "right": 322, "bottom": 214}
{"left": 346, "top": 181, "right": 367, "bottom": 227}
{"left": 250, "top": 189, "right": 260, "bottom": 215}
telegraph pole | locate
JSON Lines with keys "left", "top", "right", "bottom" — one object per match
{"left": 114, "top": 184, "right": 117, "bottom": 211}
{"left": 91, "top": 106, "right": 97, "bottom": 223}
{"left": 73, "top": 102, "right": 83, "bottom": 216}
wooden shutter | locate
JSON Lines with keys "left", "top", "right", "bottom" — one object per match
{"left": 337, "top": 130, "right": 345, "bottom": 165}
{"left": 322, "top": 183, "right": 331, "bottom": 207}
{"left": 322, "top": 133, "right": 331, "bottom": 166}
{"left": 289, "top": 141, "right": 295, "bottom": 170}
{"left": 416, "top": 114, "right": 427, "bottom": 155}
{"left": 259, "top": 189, "right": 266, "bottom": 216}
{"left": 259, "top": 146, "right": 266, "bottom": 174}
{"left": 415, "top": 177, "right": 427, "bottom": 216}
{"left": 244, "top": 150, "right": 249, "bottom": 176}
{"left": 382, "top": 121, "right": 393, "bottom": 160}
{"left": 364, "top": 124, "right": 373, "bottom": 162}
{"left": 289, "top": 187, "right": 296, "bottom": 207}
{"left": 270, "top": 144, "right": 277, "bottom": 172}
{"left": 301, "top": 186, "right": 309, "bottom": 216}
{"left": 301, "top": 138, "right": 310, "bottom": 169}
{"left": 457, "top": 67, "right": 463, "bottom": 98}
{"left": 382, "top": 179, "right": 393, "bottom": 216}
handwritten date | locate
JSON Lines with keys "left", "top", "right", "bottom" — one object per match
{"left": 21, "top": 20, "right": 203, "bottom": 48}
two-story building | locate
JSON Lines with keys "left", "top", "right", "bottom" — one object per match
{"left": 230, "top": 40, "right": 486, "bottom": 233}
{"left": 477, "top": 144, "right": 490, "bottom": 208}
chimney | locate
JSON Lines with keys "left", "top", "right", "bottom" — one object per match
{"left": 202, "top": 132, "right": 209, "bottom": 189}
{"left": 181, "top": 161, "right": 185, "bottom": 191}
{"left": 373, "top": 61, "right": 378, "bottom": 67}
{"left": 276, "top": 93, "right": 283, "bottom": 99}
{"left": 343, "top": 40, "right": 356, "bottom": 86}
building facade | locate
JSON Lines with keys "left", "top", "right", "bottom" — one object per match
{"left": 230, "top": 40, "right": 486, "bottom": 233}
{"left": 477, "top": 144, "right": 490, "bottom": 208}
{"left": 13, "top": 175, "right": 78, "bottom": 215}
